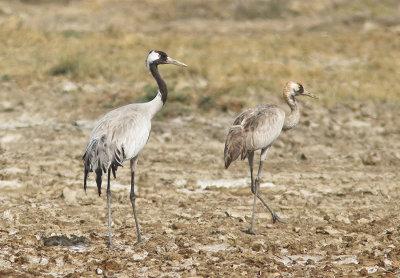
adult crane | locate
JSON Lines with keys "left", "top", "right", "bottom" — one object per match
{"left": 224, "top": 81, "right": 317, "bottom": 234}
{"left": 83, "top": 50, "right": 187, "bottom": 247}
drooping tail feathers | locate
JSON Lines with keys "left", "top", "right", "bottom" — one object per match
{"left": 83, "top": 134, "right": 124, "bottom": 196}
{"left": 224, "top": 125, "right": 247, "bottom": 169}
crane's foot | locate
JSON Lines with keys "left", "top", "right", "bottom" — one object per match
{"left": 107, "top": 242, "right": 118, "bottom": 248}
{"left": 134, "top": 237, "right": 146, "bottom": 246}
{"left": 241, "top": 227, "right": 256, "bottom": 235}
{"left": 272, "top": 213, "right": 287, "bottom": 224}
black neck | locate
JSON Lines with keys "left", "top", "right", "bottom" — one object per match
{"left": 149, "top": 63, "right": 167, "bottom": 104}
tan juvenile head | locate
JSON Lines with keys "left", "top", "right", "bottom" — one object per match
{"left": 283, "top": 81, "right": 317, "bottom": 106}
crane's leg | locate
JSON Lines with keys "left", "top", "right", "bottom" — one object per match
{"left": 248, "top": 151, "right": 255, "bottom": 194}
{"left": 106, "top": 168, "right": 115, "bottom": 247}
{"left": 241, "top": 151, "right": 257, "bottom": 234}
{"left": 255, "top": 148, "right": 287, "bottom": 224}
{"left": 130, "top": 157, "right": 143, "bottom": 245}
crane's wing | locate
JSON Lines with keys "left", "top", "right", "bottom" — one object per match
{"left": 224, "top": 107, "right": 263, "bottom": 168}
{"left": 83, "top": 107, "right": 151, "bottom": 195}
{"left": 241, "top": 105, "right": 285, "bottom": 151}
{"left": 224, "top": 124, "right": 245, "bottom": 169}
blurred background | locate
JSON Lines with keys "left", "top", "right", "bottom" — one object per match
{"left": 1, "top": 0, "right": 399, "bottom": 120}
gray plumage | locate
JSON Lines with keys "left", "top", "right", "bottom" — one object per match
{"left": 224, "top": 104, "right": 284, "bottom": 168}
{"left": 83, "top": 134, "right": 124, "bottom": 195}
{"left": 82, "top": 50, "right": 187, "bottom": 247}
{"left": 83, "top": 105, "right": 153, "bottom": 195}
{"left": 224, "top": 81, "right": 317, "bottom": 234}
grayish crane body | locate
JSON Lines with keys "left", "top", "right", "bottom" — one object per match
{"left": 224, "top": 81, "right": 317, "bottom": 234}
{"left": 83, "top": 50, "right": 187, "bottom": 247}
{"left": 224, "top": 104, "right": 285, "bottom": 165}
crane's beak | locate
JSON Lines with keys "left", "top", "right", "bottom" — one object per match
{"left": 165, "top": 57, "right": 187, "bottom": 67}
{"left": 302, "top": 90, "right": 318, "bottom": 99}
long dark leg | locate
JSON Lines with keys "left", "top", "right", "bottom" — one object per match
{"left": 130, "top": 157, "right": 143, "bottom": 245}
{"left": 248, "top": 151, "right": 255, "bottom": 194}
{"left": 241, "top": 151, "right": 257, "bottom": 234}
{"left": 106, "top": 168, "right": 115, "bottom": 247}
{"left": 254, "top": 148, "right": 287, "bottom": 224}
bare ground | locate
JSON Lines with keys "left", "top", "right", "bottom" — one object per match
{"left": 0, "top": 79, "right": 399, "bottom": 277}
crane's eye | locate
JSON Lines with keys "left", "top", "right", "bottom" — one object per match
{"left": 297, "top": 84, "right": 304, "bottom": 94}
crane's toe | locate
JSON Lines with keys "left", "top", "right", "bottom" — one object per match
{"left": 241, "top": 227, "right": 257, "bottom": 235}
{"left": 107, "top": 242, "right": 119, "bottom": 249}
{"left": 134, "top": 237, "right": 147, "bottom": 246}
{"left": 272, "top": 213, "right": 287, "bottom": 224}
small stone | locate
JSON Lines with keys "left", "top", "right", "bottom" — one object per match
{"left": 82, "top": 84, "right": 96, "bottom": 93}
{"left": 2, "top": 210, "right": 14, "bottom": 221}
{"left": 336, "top": 214, "right": 351, "bottom": 224}
{"left": 293, "top": 227, "right": 300, "bottom": 233}
{"left": 0, "top": 167, "right": 24, "bottom": 175}
{"left": 96, "top": 268, "right": 103, "bottom": 275}
{"left": 62, "top": 81, "right": 78, "bottom": 92}
{"left": 359, "top": 268, "right": 368, "bottom": 276}
{"left": 171, "top": 222, "right": 185, "bottom": 230}
{"left": 251, "top": 241, "right": 264, "bottom": 252}
{"left": 55, "top": 257, "right": 64, "bottom": 267}
{"left": 62, "top": 187, "right": 77, "bottom": 205}
{"left": 132, "top": 250, "right": 148, "bottom": 261}
{"left": 316, "top": 227, "right": 329, "bottom": 235}
{"left": 361, "top": 152, "right": 381, "bottom": 166}
{"left": 363, "top": 21, "right": 379, "bottom": 32}
{"left": 358, "top": 218, "right": 370, "bottom": 224}
{"left": 43, "top": 235, "right": 91, "bottom": 246}
{"left": 8, "top": 229, "right": 19, "bottom": 235}
{"left": 39, "top": 257, "right": 49, "bottom": 266}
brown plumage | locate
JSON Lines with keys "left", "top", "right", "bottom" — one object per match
{"left": 224, "top": 125, "right": 246, "bottom": 167}
{"left": 224, "top": 81, "right": 317, "bottom": 234}
{"left": 224, "top": 104, "right": 283, "bottom": 168}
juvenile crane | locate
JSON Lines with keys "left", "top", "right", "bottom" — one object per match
{"left": 224, "top": 81, "right": 317, "bottom": 234}
{"left": 83, "top": 50, "right": 187, "bottom": 247}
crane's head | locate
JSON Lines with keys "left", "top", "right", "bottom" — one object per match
{"left": 146, "top": 50, "right": 187, "bottom": 72}
{"left": 285, "top": 81, "right": 317, "bottom": 99}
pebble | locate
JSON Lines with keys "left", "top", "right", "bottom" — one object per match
{"left": 251, "top": 241, "right": 264, "bottom": 252}
{"left": 359, "top": 267, "right": 368, "bottom": 276}
{"left": 62, "top": 81, "right": 78, "bottom": 92}
{"left": 62, "top": 187, "right": 77, "bottom": 205}
{"left": 0, "top": 167, "right": 24, "bottom": 175}
{"left": 8, "top": 229, "right": 19, "bottom": 235}
{"left": 360, "top": 152, "right": 381, "bottom": 166}
{"left": 171, "top": 222, "right": 185, "bottom": 230}
{"left": 336, "top": 214, "right": 351, "bottom": 224}
{"left": 2, "top": 210, "right": 14, "bottom": 221}
{"left": 132, "top": 250, "right": 148, "bottom": 261}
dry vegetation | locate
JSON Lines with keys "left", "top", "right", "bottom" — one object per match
{"left": 1, "top": 0, "right": 400, "bottom": 277}
{"left": 1, "top": 0, "right": 400, "bottom": 112}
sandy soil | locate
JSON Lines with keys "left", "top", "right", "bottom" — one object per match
{"left": 0, "top": 78, "right": 399, "bottom": 277}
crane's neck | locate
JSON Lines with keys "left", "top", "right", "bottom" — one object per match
{"left": 283, "top": 95, "right": 300, "bottom": 131}
{"left": 149, "top": 63, "right": 168, "bottom": 105}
